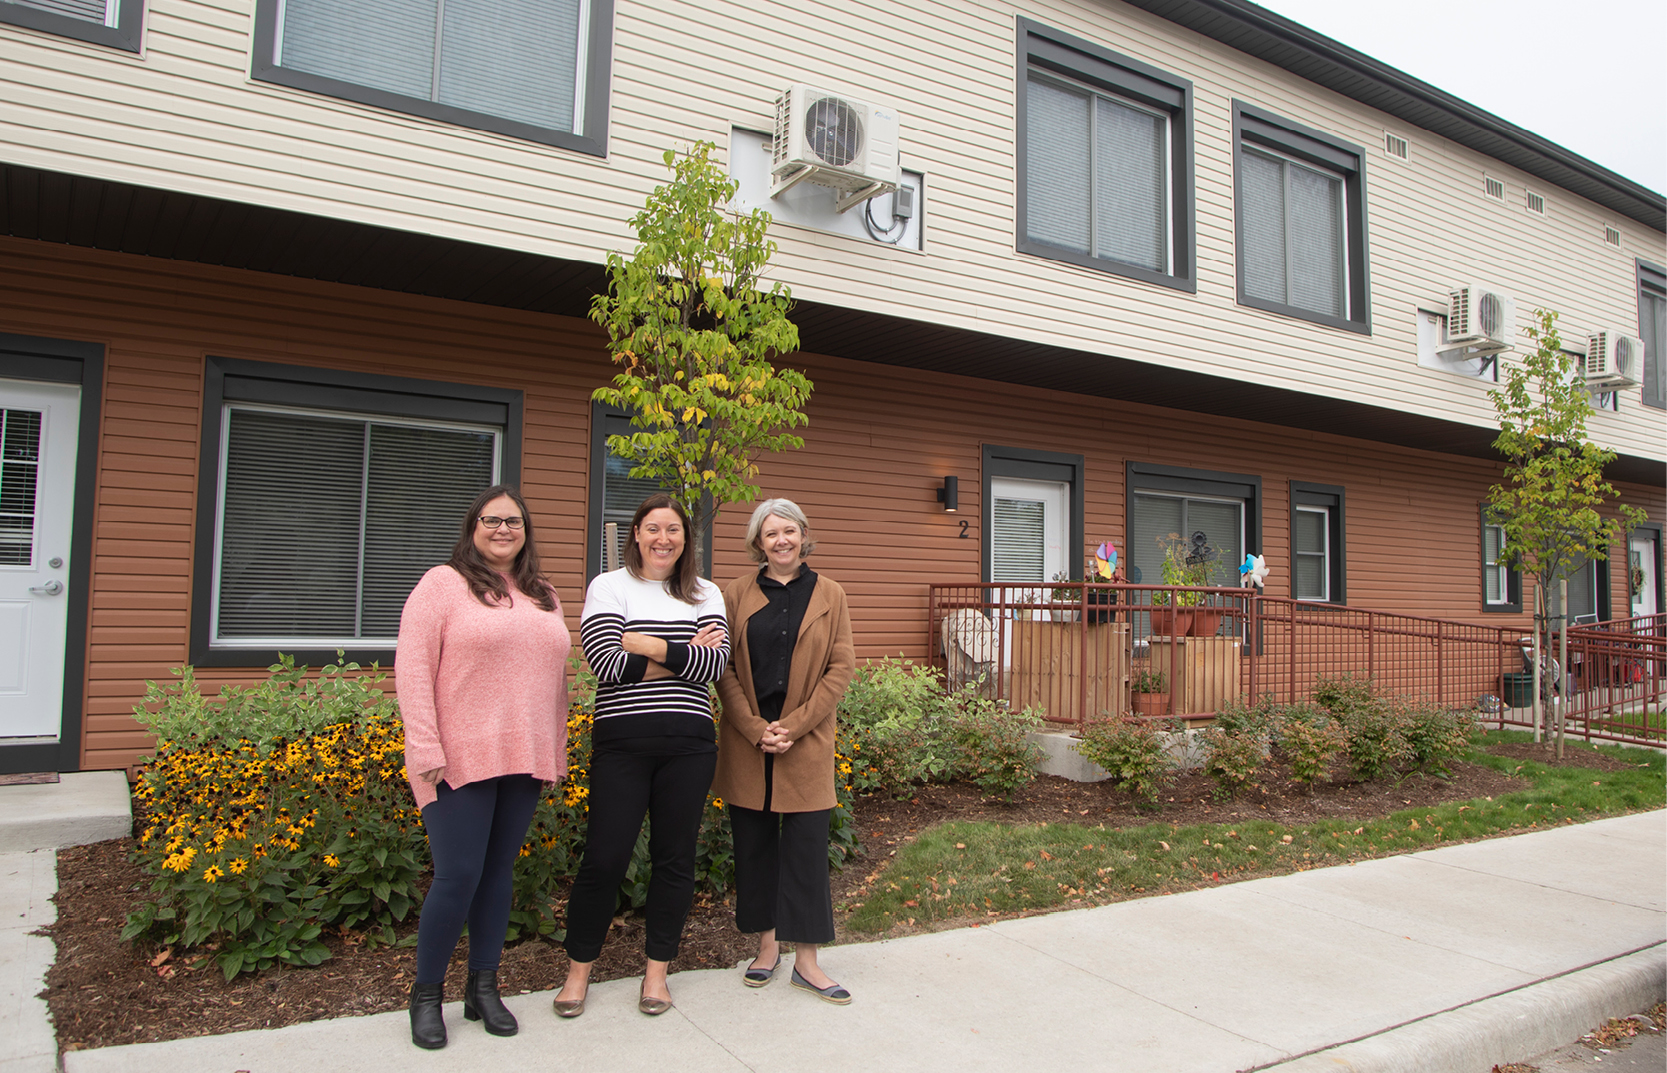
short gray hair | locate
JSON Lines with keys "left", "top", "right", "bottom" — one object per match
{"left": 745, "top": 498, "right": 816, "bottom": 563}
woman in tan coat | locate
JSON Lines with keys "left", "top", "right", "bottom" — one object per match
{"left": 714, "top": 498, "right": 856, "bottom": 1003}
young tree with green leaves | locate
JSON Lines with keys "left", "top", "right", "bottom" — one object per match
{"left": 1486, "top": 308, "right": 1646, "bottom": 752}
{"left": 591, "top": 142, "right": 811, "bottom": 563}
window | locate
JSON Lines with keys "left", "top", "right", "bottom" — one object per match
{"left": 1233, "top": 102, "right": 1370, "bottom": 333}
{"left": 191, "top": 357, "right": 522, "bottom": 666}
{"left": 1549, "top": 557, "right": 1608, "bottom": 625}
{"left": 1481, "top": 506, "right": 1522, "bottom": 614}
{"left": 983, "top": 445, "right": 1084, "bottom": 584}
{"left": 1126, "top": 463, "right": 1260, "bottom": 593}
{"left": 250, "top": 0, "right": 612, "bottom": 155}
{"left": 1291, "top": 482, "right": 1345, "bottom": 603}
{"left": 0, "top": 0, "right": 142, "bottom": 50}
{"left": 586, "top": 404, "right": 711, "bottom": 581}
{"left": 1016, "top": 19, "right": 1195, "bottom": 292}
{"left": 1640, "top": 260, "right": 1665, "bottom": 410}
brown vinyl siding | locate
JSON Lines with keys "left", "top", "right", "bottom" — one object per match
{"left": 2, "top": 236, "right": 1662, "bottom": 771}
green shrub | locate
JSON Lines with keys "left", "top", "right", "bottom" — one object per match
{"left": 1312, "top": 674, "right": 1378, "bottom": 717}
{"left": 945, "top": 694, "right": 1045, "bottom": 799}
{"left": 1277, "top": 705, "right": 1345, "bottom": 790}
{"left": 1402, "top": 703, "right": 1475, "bottom": 776}
{"left": 1202, "top": 727, "right": 1265, "bottom": 800}
{"left": 836, "top": 657, "right": 956, "bottom": 797}
{"left": 1076, "top": 717, "right": 1174, "bottom": 808}
{"left": 1333, "top": 699, "right": 1412, "bottom": 783}
{"left": 1214, "top": 694, "right": 1283, "bottom": 738}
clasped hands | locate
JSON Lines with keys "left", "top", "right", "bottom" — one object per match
{"left": 757, "top": 722, "right": 794, "bottom": 754}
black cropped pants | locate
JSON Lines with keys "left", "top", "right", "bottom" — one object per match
{"left": 562, "top": 747, "right": 717, "bottom": 964}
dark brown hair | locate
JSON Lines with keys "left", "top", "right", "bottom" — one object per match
{"left": 448, "top": 484, "right": 557, "bottom": 612}
{"left": 623, "top": 493, "right": 700, "bottom": 604}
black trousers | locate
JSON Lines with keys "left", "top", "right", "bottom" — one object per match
{"left": 729, "top": 756, "right": 835, "bottom": 945}
{"left": 415, "top": 774, "right": 542, "bottom": 984}
{"left": 562, "top": 748, "right": 717, "bottom": 963}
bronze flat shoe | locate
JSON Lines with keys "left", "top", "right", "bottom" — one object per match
{"left": 551, "top": 992, "right": 585, "bottom": 1019}
{"left": 638, "top": 987, "right": 673, "bottom": 1016}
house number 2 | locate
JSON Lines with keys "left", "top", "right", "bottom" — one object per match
{"left": 958, "top": 520, "right": 969, "bottom": 539}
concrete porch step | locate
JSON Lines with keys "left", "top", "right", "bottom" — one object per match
{"left": 0, "top": 771, "right": 132, "bottom": 853}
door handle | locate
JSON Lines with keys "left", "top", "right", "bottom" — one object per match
{"left": 30, "top": 580, "right": 64, "bottom": 596}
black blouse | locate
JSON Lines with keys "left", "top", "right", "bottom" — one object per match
{"left": 746, "top": 566, "right": 818, "bottom": 724}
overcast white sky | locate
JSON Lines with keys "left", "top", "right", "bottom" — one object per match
{"left": 1254, "top": 0, "right": 1666, "bottom": 195}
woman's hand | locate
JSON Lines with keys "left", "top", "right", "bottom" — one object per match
{"left": 689, "top": 623, "right": 727, "bottom": 648}
{"left": 757, "top": 722, "right": 794, "bottom": 754}
{"left": 621, "top": 631, "right": 669, "bottom": 662}
{"left": 418, "top": 766, "right": 446, "bottom": 786}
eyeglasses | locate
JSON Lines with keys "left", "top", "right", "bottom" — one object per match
{"left": 478, "top": 515, "right": 525, "bottom": 530}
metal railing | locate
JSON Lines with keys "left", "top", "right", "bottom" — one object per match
{"left": 926, "top": 583, "right": 1667, "bottom": 747}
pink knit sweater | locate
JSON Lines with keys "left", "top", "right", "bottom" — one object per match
{"left": 397, "top": 565, "right": 572, "bottom": 810}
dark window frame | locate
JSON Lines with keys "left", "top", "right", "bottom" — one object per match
{"left": 1290, "top": 481, "right": 1345, "bottom": 604}
{"left": 982, "top": 444, "right": 1085, "bottom": 582}
{"left": 1479, "top": 504, "right": 1523, "bottom": 614}
{"left": 0, "top": 0, "right": 142, "bottom": 52}
{"left": 1126, "top": 462, "right": 1262, "bottom": 595}
{"left": 1639, "top": 259, "right": 1665, "bottom": 410}
{"left": 0, "top": 332, "right": 103, "bottom": 774}
{"left": 248, "top": 0, "right": 613, "bottom": 156}
{"left": 190, "top": 356, "right": 523, "bottom": 668}
{"left": 1014, "top": 18, "right": 1196, "bottom": 293}
{"left": 586, "top": 401, "right": 711, "bottom": 583}
{"left": 1232, "top": 100, "right": 1371, "bottom": 335}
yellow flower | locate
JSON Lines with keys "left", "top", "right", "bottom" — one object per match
{"left": 228, "top": 858, "right": 248, "bottom": 874}
{"left": 202, "top": 865, "right": 224, "bottom": 883}
{"left": 323, "top": 854, "right": 340, "bottom": 868}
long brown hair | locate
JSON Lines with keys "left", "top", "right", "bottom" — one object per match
{"left": 448, "top": 484, "right": 557, "bottom": 611}
{"left": 623, "top": 493, "right": 700, "bottom": 603}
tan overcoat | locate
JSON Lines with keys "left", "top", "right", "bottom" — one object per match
{"left": 712, "top": 569, "right": 856, "bottom": 813}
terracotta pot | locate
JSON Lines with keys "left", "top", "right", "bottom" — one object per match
{"left": 1131, "top": 691, "right": 1171, "bottom": 718}
{"left": 1149, "top": 607, "right": 1192, "bottom": 636}
{"left": 1189, "top": 608, "right": 1227, "bottom": 637}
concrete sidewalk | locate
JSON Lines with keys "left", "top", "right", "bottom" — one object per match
{"left": 30, "top": 808, "right": 1660, "bottom": 1073}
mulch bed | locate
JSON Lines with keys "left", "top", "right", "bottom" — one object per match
{"left": 41, "top": 739, "right": 1640, "bottom": 1051}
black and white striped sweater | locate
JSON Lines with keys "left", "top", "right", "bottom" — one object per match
{"left": 579, "top": 569, "right": 729, "bottom": 747}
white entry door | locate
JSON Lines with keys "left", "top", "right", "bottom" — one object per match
{"left": 1632, "top": 534, "right": 1659, "bottom": 618}
{"left": 988, "top": 477, "right": 1069, "bottom": 587}
{"left": 0, "top": 380, "right": 78, "bottom": 741}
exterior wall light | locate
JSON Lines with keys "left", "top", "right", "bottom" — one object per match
{"left": 937, "top": 475, "right": 958, "bottom": 512}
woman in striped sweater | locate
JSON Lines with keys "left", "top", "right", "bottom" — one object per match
{"left": 554, "top": 493, "right": 729, "bottom": 1017}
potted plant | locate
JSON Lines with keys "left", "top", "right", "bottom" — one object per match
{"left": 1155, "top": 532, "right": 1229, "bottom": 637}
{"left": 1049, "top": 570, "right": 1080, "bottom": 622}
{"left": 1130, "top": 668, "right": 1170, "bottom": 718}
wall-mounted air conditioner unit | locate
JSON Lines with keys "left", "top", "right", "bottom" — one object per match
{"left": 1583, "top": 331, "right": 1644, "bottom": 388}
{"left": 1441, "top": 285, "right": 1515, "bottom": 355}
{"left": 770, "top": 84, "right": 900, "bottom": 212}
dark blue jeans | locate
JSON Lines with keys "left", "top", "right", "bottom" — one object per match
{"left": 415, "top": 774, "right": 542, "bottom": 985}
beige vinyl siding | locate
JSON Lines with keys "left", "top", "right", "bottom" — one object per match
{"left": 1, "top": 0, "right": 1662, "bottom": 466}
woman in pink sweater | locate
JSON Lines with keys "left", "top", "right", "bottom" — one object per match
{"left": 397, "top": 485, "right": 571, "bottom": 1050}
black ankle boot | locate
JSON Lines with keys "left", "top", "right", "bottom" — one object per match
{"left": 463, "top": 969, "right": 518, "bottom": 1036}
{"left": 409, "top": 982, "right": 446, "bottom": 1049}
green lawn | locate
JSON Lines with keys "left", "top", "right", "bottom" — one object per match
{"left": 841, "top": 731, "right": 1665, "bottom": 934}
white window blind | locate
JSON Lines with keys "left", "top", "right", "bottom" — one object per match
{"left": 1483, "top": 523, "right": 1508, "bottom": 604}
{"left": 1241, "top": 147, "right": 1346, "bottom": 318}
{"left": 0, "top": 409, "right": 42, "bottom": 566}
{"left": 277, "top": 0, "right": 582, "bottom": 133}
{"left": 1293, "top": 506, "right": 1328, "bottom": 601}
{"left": 600, "top": 414, "right": 664, "bottom": 569}
{"left": 214, "top": 406, "right": 498, "bottom": 646}
{"left": 991, "top": 497, "right": 1046, "bottom": 584}
{"left": 1027, "top": 72, "right": 1168, "bottom": 272}
{"left": 11, "top": 0, "right": 112, "bottom": 24}
{"left": 1642, "top": 285, "right": 1665, "bottom": 410}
